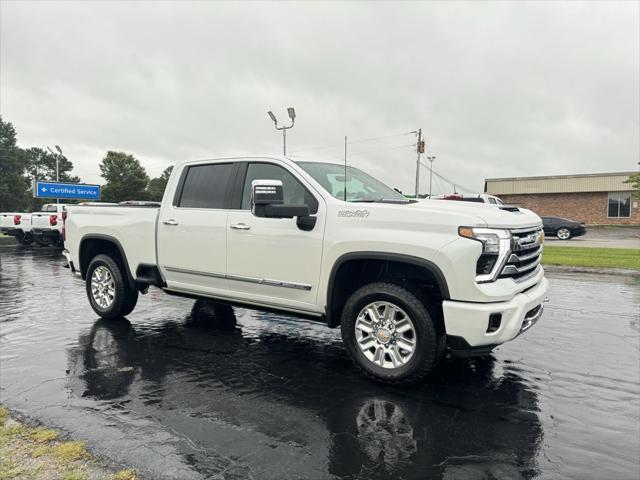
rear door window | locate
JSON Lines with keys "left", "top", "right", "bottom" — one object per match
{"left": 178, "top": 163, "right": 235, "bottom": 209}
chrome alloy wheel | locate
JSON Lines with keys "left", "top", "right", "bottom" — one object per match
{"left": 355, "top": 301, "right": 417, "bottom": 369}
{"left": 91, "top": 266, "right": 116, "bottom": 309}
{"left": 557, "top": 228, "right": 571, "bottom": 240}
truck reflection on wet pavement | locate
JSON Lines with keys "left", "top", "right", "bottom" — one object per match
{"left": 1, "top": 247, "right": 639, "bottom": 480}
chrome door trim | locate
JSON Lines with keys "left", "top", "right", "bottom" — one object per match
{"left": 163, "top": 266, "right": 312, "bottom": 291}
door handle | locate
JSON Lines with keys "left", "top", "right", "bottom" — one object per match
{"left": 163, "top": 219, "right": 179, "bottom": 226}
{"left": 230, "top": 223, "right": 251, "bottom": 230}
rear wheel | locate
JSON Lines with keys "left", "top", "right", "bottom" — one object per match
{"left": 556, "top": 227, "right": 571, "bottom": 240}
{"left": 86, "top": 254, "right": 138, "bottom": 320}
{"left": 340, "top": 282, "right": 445, "bottom": 384}
{"left": 34, "top": 235, "right": 50, "bottom": 247}
{"left": 14, "top": 233, "right": 33, "bottom": 245}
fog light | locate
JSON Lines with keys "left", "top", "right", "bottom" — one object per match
{"left": 487, "top": 313, "right": 502, "bottom": 333}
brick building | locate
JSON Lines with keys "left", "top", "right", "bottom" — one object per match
{"left": 484, "top": 172, "right": 639, "bottom": 226}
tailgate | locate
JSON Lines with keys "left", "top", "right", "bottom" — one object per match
{"left": 31, "top": 213, "right": 52, "bottom": 229}
{"left": 1, "top": 214, "right": 17, "bottom": 228}
{"left": 19, "top": 215, "right": 32, "bottom": 228}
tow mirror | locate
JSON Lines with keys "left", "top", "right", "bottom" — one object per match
{"left": 251, "top": 179, "right": 310, "bottom": 219}
{"left": 251, "top": 179, "right": 284, "bottom": 208}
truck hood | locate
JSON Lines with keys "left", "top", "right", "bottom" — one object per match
{"left": 406, "top": 199, "right": 542, "bottom": 229}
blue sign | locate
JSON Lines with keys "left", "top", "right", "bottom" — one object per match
{"left": 34, "top": 181, "right": 101, "bottom": 200}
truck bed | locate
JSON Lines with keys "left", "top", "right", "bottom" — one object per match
{"left": 65, "top": 205, "right": 160, "bottom": 279}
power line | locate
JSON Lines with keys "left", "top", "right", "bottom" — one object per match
{"left": 290, "top": 132, "right": 414, "bottom": 154}
{"left": 419, "top": 161, "right": 475, "bottom": 194}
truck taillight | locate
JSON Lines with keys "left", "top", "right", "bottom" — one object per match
{"left": 50, "top": 215, "right": 58, "bottom": 226}
{"left": 13, "top": 215, "right": 21, "bottom": 225}
{"left": 62, "top": 210, "right": 67, "bottom": 241}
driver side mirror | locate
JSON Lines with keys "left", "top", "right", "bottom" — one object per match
{"left": 251, "top": 180, "right": 310, "bottom": 219}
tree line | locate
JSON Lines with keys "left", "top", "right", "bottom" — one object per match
{"left": 0, "top": 116, "right": 172, "bottom": 212}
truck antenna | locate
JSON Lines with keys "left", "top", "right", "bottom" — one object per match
{"left": 344, "top": 135, "right": 347, "bottom": 201}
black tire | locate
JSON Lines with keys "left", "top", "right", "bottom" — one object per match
{"left": 21, "top": 232, "right": 34, "bottom": 245}
{"left": 340, "top": 282, "right": 445, "bottom": 385}
{"left": 14, "top": 233, "right": 33, "bottom": 245}
{"left": 34, "top": 235, "right": 50, "bottom": 247}
{"left": 86, "top": 254, "right": 138, "bottom": 320}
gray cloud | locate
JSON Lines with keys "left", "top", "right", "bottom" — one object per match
{"left": 1, "top": 0, "right": 638, "bottom": 195}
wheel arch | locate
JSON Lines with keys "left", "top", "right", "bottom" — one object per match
{"left": 79, "top": 234, "right": 136, "bottom": 290}
{"left": 325, "top": 252, "right": 450, "bottom": 328}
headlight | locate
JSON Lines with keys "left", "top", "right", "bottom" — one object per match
{"left": 459, "top": 227, "right": 512, "bottom": 282}
{"left": 458, "top": 227, "right": 511, "bottom": 253}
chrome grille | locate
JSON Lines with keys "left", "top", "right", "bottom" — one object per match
{"left": 500, "top": 227, "right": 543, "bottom": 282}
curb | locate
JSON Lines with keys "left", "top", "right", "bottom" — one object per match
{"left": 543, "top": 264, "right": 640, "bottom": 277}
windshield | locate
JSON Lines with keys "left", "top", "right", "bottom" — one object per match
{"left": 297, "top": 162, "right": 409, "bottom": 203}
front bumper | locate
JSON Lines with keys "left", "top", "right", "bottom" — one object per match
{"left": 443, "top": 277, "right": 549, "bottom": 349}
{"left": 573, "top": 226, "right": 587, "bottom": 237}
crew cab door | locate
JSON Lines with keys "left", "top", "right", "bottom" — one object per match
{"left": 226, "top": 161, "right": 325, "bottom": 311}
{"left": 157, "top": 161, "right": 236, "bottom": 294}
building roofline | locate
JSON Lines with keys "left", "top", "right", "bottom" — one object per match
{"left": 485, "top": 171, "right": 636, "bottom": 182}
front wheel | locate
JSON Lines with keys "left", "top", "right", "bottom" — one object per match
{"left": 341, "top": 282, "right": 444, "bottom": 384}
{"left": 86, "top": 254, "right": 138, "bottom": 320}
{"left": 556, "top": 227, "right": 571, "bottom": 240}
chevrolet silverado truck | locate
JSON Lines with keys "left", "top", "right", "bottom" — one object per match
{"left": 63, "top": 156, "right": 549, "bottom": 383}
{"left": 32, "top": 204, "right": 66, "bottom": 247}
{"left": 1, "top": 212, "right": 34, "bottom": 245}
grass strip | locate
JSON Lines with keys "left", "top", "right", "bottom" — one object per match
{"left": 0, "top": 405, "right": 141, "bottom": 480}
{"left": 542, "top": 246, "right": 640, "bottom": 270}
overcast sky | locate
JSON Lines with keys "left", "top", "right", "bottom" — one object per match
{"left": 1, "top": 0, "right": 638, "bottom": 195}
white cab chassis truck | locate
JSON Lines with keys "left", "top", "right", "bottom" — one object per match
{"left": 64, "top": 156, "right": 549, "bottom": 384}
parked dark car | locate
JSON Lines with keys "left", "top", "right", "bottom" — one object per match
{"left": 541, "top": 216, "right": 587, "bottom": 240}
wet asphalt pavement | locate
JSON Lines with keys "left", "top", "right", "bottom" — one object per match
{"left": 1, "top": 247, "right": 639, "bottom": 480}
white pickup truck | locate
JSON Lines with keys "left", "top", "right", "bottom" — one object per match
{"left": 0, "top": 212, "right": 34, "bottom": 245}
{"left": 31, "top": 204, "right": 66, "bottom": 247}
{"left": 63, "top": 156, "right": 549, "bottom": 383}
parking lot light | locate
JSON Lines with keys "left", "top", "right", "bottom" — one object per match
{"left": 267, "top": 107, "right": 296, "bottom": 156}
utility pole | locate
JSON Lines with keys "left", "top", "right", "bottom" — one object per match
{"left": 47, "top": 146, "right": 62, "bottom": 204}
{"left": 427, "top": 155, "right": 436, "bottom": 197}
{"left": 414, "top": 129, "right": 423, "bottom": 197}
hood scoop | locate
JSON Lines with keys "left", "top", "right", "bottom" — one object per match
{"left": 499, "top": 205, "right": 521, "bottom": 212}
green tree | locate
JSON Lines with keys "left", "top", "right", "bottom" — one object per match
{"left": 22, "top": 147, "right": 82, "bottom": 210}
{"left": 625, "top": 173, "right": 640, "bottom": 200}
{"left": 146, "top": 165, "right": 174, "bottom": 201}
{"left": 0, "top": 116, "right": 30, "bottom": 211}
{"left": 100, "top": 151, "right": 149, "bottom": 202}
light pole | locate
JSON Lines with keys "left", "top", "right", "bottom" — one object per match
{"left": 427, "top": 155, "right": 436, "bottom": 197}
{"left": 47, "top": 145, "right": 62, "bottom": 203}
{"left": 267, "top": 107, "right": 296, "bottom": 155}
